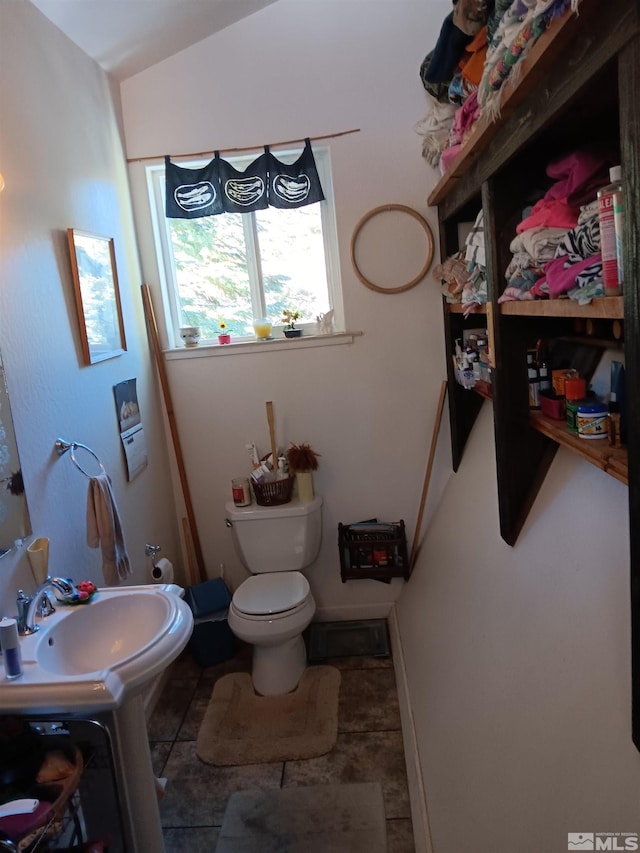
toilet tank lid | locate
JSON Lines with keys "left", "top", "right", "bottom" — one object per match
{"left": 225, "top": 494, "right": 322, "bottom": 520}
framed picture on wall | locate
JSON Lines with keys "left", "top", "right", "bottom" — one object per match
{"left": 67, "top": 229, "right": 127, "bottom": 365}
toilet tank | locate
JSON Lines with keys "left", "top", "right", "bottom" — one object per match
{"left": 225, "top": 495, "right": 322, "bottom": 573}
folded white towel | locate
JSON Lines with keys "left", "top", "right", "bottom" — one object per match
{"left": 86, "top": 472, "right": 131, "bottom": 586}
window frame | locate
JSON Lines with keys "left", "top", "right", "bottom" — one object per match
{"left": 146, "top": 145, "right": 344, "bottom": 348}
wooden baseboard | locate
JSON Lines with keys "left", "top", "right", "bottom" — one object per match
{"left": 388, "top": 605, "right": 434, "bottom": 853}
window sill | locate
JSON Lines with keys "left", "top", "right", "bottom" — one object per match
{"left": 164, "top": 330, "right": 363, "bottom": 360}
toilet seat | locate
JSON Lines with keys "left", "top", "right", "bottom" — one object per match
{"left": 232, "top": 571, "right": 310, "bottom": 617}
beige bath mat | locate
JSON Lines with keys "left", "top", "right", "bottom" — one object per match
{"left": 196, "top": 665, "right": 341, "bottom": 766}
{"left": 215, "top": 782, "right": 387, "bottom": 852}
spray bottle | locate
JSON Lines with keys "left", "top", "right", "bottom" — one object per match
{"left": 597, "top": 165, "right": 623, "bottom": 296}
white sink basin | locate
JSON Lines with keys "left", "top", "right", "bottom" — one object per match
{"left": 0, "top": 584, "right": 193, "bottom": 713}
{"left": 37, "top": 591, "right": 173, "bottom": 676}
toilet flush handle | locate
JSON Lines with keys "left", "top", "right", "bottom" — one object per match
{"left": 225, "top": 519, "right": 233, "bottom": 528}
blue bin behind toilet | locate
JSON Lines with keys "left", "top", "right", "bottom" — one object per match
{"left": 184, "top": 578, "right": 235, "bottom": 667}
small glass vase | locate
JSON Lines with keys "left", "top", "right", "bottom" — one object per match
{"left": 253, "top": 318, "right": 272, "bottom": 340}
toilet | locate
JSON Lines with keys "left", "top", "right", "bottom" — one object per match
{"left": 225, "top": 494, "right": 322, "bottom": 696}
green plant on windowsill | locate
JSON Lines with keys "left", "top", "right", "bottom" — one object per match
{"left": 281, "top": 309, "right": 302, "bottom": 338}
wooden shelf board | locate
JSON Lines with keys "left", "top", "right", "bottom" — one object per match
{"left": 428, "top": 1, "right": 583, "bottom": 207}
{"left": 530, "top": 411, "right": 628, "bottom": 484}
{"left": 499, "top": 297, "right": 624, "bottom": 319}
{"left": 451, "top": 382, "right": 492, "bottom": 400}
{"left": 475, "top": 385, "right": 492, "bottom": 402}
{"left": 448, "top": 299, "right": 622, "bottom": 319}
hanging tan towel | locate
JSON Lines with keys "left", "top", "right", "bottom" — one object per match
{"left": 86, "top": 472, "right": 131, "bottom": 586}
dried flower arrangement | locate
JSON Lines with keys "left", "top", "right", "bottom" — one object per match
{"left": 285, "top": 442, "right": 320, "bottom": 472}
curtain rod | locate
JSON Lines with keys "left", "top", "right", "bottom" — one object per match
{"left": 126, "top": 127, "right": 361, "bottom": 164}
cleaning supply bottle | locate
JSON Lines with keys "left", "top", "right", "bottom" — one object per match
{"left": 0, "top": 618, "right": 23, "bottom": 679}
{"left": 609, "top": 361, "right": 627, "bottom": 446}
{"left": 608, "top": 362, "right": 622, "bottom": 447}
{"left": 538, "top": 361, "right": 550, "bottom": 394}
{"left": 536, "top": 340, "right": 551, "bottom": 394}
{"left": 597, "top": 165, "right": 622, "bottom": 296}
{"left": 614, "top": 185, "right": 624, "bottom": 291}
{"left": 527, "top": 350, "right": 540, "bottom": 409}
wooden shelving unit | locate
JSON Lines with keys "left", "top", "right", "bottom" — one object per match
{"left": 428, "top": 0, "right": 586, "bottom": 208}
{"left": 530, "top": 412, "right": 627, "bottom": 484}
{"left": 338, "top": 521, "right": 409, "bottom": 582}
{"left": 431, "top": 0, "right": 640, "bottom": 748}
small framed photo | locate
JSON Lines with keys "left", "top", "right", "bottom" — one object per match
{"left": 68, "top": 229, "right": 127, "bottom": 365}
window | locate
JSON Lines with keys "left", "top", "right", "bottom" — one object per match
{"left": 147, "top": 147, "right": 343, "bottom": 346}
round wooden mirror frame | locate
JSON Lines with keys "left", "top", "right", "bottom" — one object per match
{"left": 350, "top": 204, "right": 434, "bottom": 294}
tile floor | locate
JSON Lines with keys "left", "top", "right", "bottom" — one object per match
{"left": 147, "top": 640, "right": 415, "bottom": 852}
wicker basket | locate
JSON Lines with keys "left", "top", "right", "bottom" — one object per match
{"left": 251, "top": 476, "right": 294, "bottom": 506}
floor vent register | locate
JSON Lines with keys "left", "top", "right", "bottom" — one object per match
{"left": 306, "top": 620, "right": 390, "bottom": 662}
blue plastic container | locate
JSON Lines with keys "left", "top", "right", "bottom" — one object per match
{"left": 184, "top": 578, "right": 235, "bottom": 667}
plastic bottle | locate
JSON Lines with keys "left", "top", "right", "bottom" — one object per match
{"left": 608, "top": 361, "right": 622, "bottom": 447}
{"left": 538, "top": 361, "right": 551, "bottom": 394}
{"left": 609, "top": 361, "right": 627, "bottom": 446}
{"left": 527, "top": 350, "right": 540, "bottom": 409}
{"left": 597, "top": 165, "right": 622, "bottom": 296}
{"left": 536, "top": 341, "right": 551, "bottom": 394}
{"left": 565, "top": 376, "right": 587, "bottom": 434}
{"left": 0, "top": 618, "right": 23, "bottom": 679}
{"left": 614, "top": 188, "right": 624, "bottom": 290}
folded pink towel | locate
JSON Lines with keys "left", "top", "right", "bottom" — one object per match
{"left": 87, "top": 472, "right": 131, "bottom": 586}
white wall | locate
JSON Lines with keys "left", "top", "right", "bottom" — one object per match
{"left": 122, "top": 0, "right": 453, "bottom": 609}
{"left": 0, "top": 0, "right": 181, "bottom": 610}
{"left": 398, "top": 403, "right": 639, "bottom": 853}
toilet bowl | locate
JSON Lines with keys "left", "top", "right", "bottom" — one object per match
{"left": 225, "top": 496, "right": 322, "bottom": 696}
{"left": 228, "top": 572, "right": 316, "bottom": 695}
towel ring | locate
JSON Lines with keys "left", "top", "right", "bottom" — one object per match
{"left": 55, "top": 438, "right": 106, "bottom": 478}
{"left": 350, "top": 204, "right": 434, "bottom": 294}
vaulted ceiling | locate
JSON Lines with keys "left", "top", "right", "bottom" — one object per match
{"left": 29, "top": 0, "right": 278, "bottom": 81}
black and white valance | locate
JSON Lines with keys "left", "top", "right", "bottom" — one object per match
{"left": 215, "top": 150, "right": 269, "bottom": 214}
{"left": 164, "top": 155, "right": 224, "bottom": 218}
{"left": 165, "top": 138, "right": 324, "bottom": 219}
{"left": 265, "top": 139, "right": 325, "bottom": 209}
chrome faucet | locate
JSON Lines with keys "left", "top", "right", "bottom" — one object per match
{"left": 21, "top": 577, "right": 75, "bottom": 635}
{"left": 16, "top": 589, "right": 35, "bottom": 635}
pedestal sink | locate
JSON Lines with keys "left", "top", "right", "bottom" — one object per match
{"left": 0, "top": 583, "right": 194, "bottom": 852}
{"left": 0, "top": 583, "right": 193, "bottom": 713}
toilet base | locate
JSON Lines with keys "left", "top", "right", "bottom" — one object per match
{"left": 252, "top": 634, "right": 308, "bottom": 696}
